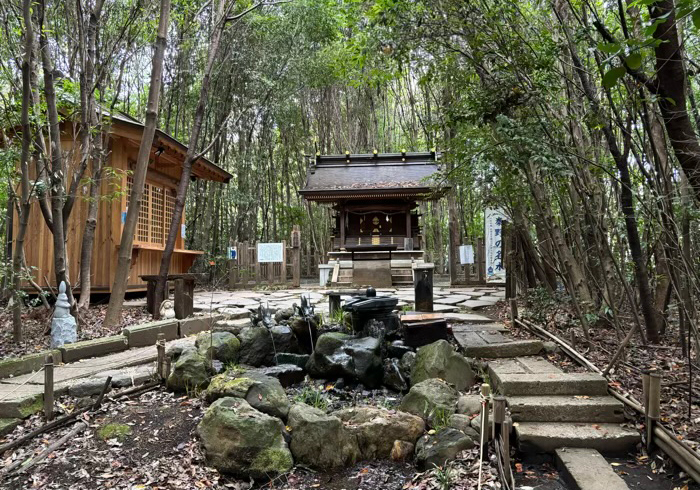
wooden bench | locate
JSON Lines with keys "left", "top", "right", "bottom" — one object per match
{"left": 139, "top": 274, "right": 197, "bottom": 319}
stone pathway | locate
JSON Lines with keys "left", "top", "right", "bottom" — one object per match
{"left": 453, "top": 316, "right": 638, "bottom": 490}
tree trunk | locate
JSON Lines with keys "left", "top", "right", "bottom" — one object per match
{"left": 103, "top": 0, "right": 171, "bottom": 328}
{"left": 153, "top": 0, "right": 227, "bottom": 314}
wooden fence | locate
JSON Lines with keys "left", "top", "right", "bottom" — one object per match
{"left": 228, "top": 226, "right": 302, "bottom": 288}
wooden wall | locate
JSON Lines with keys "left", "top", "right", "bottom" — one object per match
{"left": 16, "top": 129, "right": 195, "bottom": 293}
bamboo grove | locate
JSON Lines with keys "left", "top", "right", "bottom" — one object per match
{"left": 0, "top": 0, "right": 700, "bottom": 349}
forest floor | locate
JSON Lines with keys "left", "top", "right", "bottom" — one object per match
{"left": 0, "top": 304, "right": 150, "bottom": 360}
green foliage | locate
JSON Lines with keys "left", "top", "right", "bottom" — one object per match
{"left": 294, "top": 385, "right": 329, "bottom": 411}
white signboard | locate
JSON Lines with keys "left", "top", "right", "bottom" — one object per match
{"left": 257, "top": 243, "right": 284, "bottom": 263}
{"left": 485, "top": 208, "right": 508, "bottom": 282}
{"left": 459, "top": 245, "right": 474, "bottom": 265}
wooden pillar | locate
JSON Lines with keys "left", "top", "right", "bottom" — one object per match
{"left": 174, "top": 278, "right": 193, "bottom": 319}
{"left": 414, "top": 264, "right": 434, "bottom": 312}
{"left": 291, "top": 225, "right": 301, "bottom": 287}
{"left": 44, "top": 354, "right": 54, "bottom": 421}
{"left": 448, "top": 191, "right": 460, "bottom": 285}
{"left": 477, "top": 237, "right": 485, "bottom": 284}
{"left": 339, "top": 207, "right": 346, "bottom": 250}
{"left": 406, "top": 207, "right": 411, "bottom": 241}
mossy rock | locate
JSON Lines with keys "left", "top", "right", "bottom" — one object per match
{"left": 197, "top": 397, "right": 292, "bottom": 478}
{"left": 411, "top": 340, "right": 475, "bottom": 391}
{"left": 399, "top": 378, "right": 459, "bottom": 423}
{"left": 195, "top": 331, "right": 241, "bottom": 364}
{"left": 166, "top": 348, "right": 211, "bottom": 393}
{"left": 205, "top": 370, "right": 290, "bottom": 419}
{"left": 98, "top": 423, "right": 133, "bottom": 441}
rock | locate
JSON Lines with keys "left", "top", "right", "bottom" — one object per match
{"left": 166, "top": 339, "right": 196, "bottom": 360}
{"left": 274, "top": 307, "right": 295, "bottom": 324}
{"left": 196, "top": 331, "right": 241, "bottom": 364}
{"left": 205, "top": 370, "right": 290, "bottom": 420}
{"left": 457, "top": 395, "right": 482, "bottom": 416}
{"left": 383, "top": 358, "right": 408, "bottom": 392}
{"left": 238, "top": 326, "right": 274, "bottom": 366}
{"left": 333, "top": 406, "right": 424, "bottom": 459}
{"left": 470, "top": 412, "right": 493, "bottom": 441}
{"left": 399, "top": 351, "right": 416, "bottom": 377}
{"left": 166, "top": 349, "right": 211, "bottom": 392}
{"left": 274, "top": 353, "right": 310, "bottom": 369}
{"left": 542, "top": 341, "right": 561, "bottom": 354}
{"left": 390, "top": 440, "right": 415, "bottom": 462}
{"left": 216, "top": 307, "right": 251, "bottom": 319}
{"left": 215, "top": 318, "right": 252, "bottom": 335}
{"left": 287, "top": 403, "right": 359, "bottom": 470}
{"left": 197, "top": 397, "right": 293, "bottom": 478}
{"left": 399, "top": 378, "right": 458, "bottom": 422}
{"left": 411, "top": 340, "right": 475, "bottom": 390}
{"left": 289, "top": 315, "right": 319, "bottom": 354}
{"left": 449, "top": 414, "right": 479, "bottom": 438}
{"left": 387, "top": 340, "right": 413, "bottom": 359}
{"left": 257, "top": 364, "right": 305, "bottom": 388}
{"left": 306, "top": 333, "right": 383, "bottom": 388}
{"left": 269, "top": 325, "right": 298, "bottom": 354}
{"left": 415, "top": 428, "right": 475, "bottom": 470}
{"left": 69, "top": 377, "right": 111, "bottom": 398}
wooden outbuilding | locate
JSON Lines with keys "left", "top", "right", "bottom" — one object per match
{"left": 299, "top": 151, "right": 448, "bottom": 287}
{"left": 14, "top": 113, "right": 232, "bottom": 293}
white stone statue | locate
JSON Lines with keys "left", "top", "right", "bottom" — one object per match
{"left": 159, "top": 299, "right": 176, "bottom": 319}
{"left": 51, "top": 281, "right": 77, "bottom": 348}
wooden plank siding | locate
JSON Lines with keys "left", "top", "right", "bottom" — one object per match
{"left": 14, "top": 120, "right": 220, "bottom": 293}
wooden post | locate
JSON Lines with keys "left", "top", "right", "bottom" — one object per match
{"left": 44, "top": 354, "right": 54, "bottom": 421}
{"left": 477, "top": 237, "right": 485, "bottom": 284}
{"left": 254, "top": 243, "right": 261, "bottom": 286}
{"left": 164, "top": 356, "right": 172, "bottom": 379}
{"left": 509, "top": 298, "right": 518, "bottom": 323}
{"left": 291, "top": 225, "right": 301, "bottom": 288}
{"left": 480, "top": 383, "right": 491, "bottom": 459}
{"left": 156, "top": 333, "right": 166, "bottom": 381}
{"left": 329, "top": 293, "right": 341, "bottom": 316}
{"left": 492, "top": 396, "right": 506, "bottom": 441}
{"left": 174, "top": 278, "right": 193, "bottom": 319}
{"left": 647, "top": 371, "right": 661, "bottom": 451}
{"left": 503, "top": 222, "right": 513, "bottom": 299}
{"left": 340, "top": 208, "right": 346, "bottom": 248}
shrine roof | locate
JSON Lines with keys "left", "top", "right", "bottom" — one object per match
{"left": 299, "top": 151, "right": 449, "bottom": 201}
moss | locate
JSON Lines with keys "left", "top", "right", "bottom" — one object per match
{"left": 98, "top": 423, "right": 133, "bottom": 441}
{"left": 18, "top": 396, "right": 43, "bottom": 418}
{"left": 205, "top": 374, "right": 256, "bottom": 401}
{"left": 250, "top": 447, "right": 293, "bottom": 474}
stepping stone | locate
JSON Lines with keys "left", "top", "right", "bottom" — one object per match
{"left": 443, "top": 312, "right": 493, "bottom": 323}
{"left": 515, "top": 422, "right": 640, "bottom": 455}
{"left": 0, "top": 383, "right": 44, "bottom": 418}
{"left": 432, "top": 304, "right": 459, "bottom": 313}
{"left": 488, "top": 357, "right": 608, "bottom": 396}
{"left": 459, "top": 300, "right": 494, "bottom": 310}
{"left": 454, "top": 330, "right": 543, "bottom": 358}
{"left": 0, "top": 418, "right": 21, "bottom": 437}
{"left": 555, "top": 448, "right": 629, "bottom": 490}
{"left": 451, "top": 323, "right": 509, "bottom": 333}
{"left": 434, "top": 295, "right": 472, "bottom": 305}
{"left": 507, "top": 396, "right": 625, "bottom": 423}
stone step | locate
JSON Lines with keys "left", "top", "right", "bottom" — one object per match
{"left": 488, "top": 357, "right": 608, "bottom": 396}
{"left": 515, "top": 422, "right": 640, "bottom": 455}
{"left": 555, "top": 448, "right": 629, "bottom": 490}
{"left": 507, "top": 395, "right": 625, "bottom": 423}
{"left": 454, "top": 329, "right": 543, "bottom": 358}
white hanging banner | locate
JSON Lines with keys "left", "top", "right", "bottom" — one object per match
{"left": 485, "top": 208, "right": 508, "bottom": 282}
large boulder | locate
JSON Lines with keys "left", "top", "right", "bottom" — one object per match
{"left": 287, "top": 403, "right": 360, "bottom": 469}
{"left": 411, "top": 340, "right": 474, "bottom": 390}
{"left": 269, "top": 325, "right": 298, "bottom": 354}
{"left": 399, "top": 378, "right": 459, "bottom": 422}
{"left": 238, "top": 326, "right": 274, "bottom": 366}
{"left": 196, "top": 331, "right": 240, "bottom": 364}
{"left": 333, "top": 406, "right": 425, "bottom": 459}
{"left": 197, "top": 397, "right": 293, "bottom": 478}
{"left": 205, "top": 370, "right": 290, "bottom": 420}
{"left": 166, "top": 348, "right": 211, "bottom": 392}
{"left": 306, "top": 333, "right": 383, "bottom": 388}
{"left": 415, "top": 428, "right": 475, "bottom": 470}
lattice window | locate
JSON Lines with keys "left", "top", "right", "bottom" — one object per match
{"left": 125, "top": 173, "right": 178, "bottom": 246}
{"left": 165, "top": 190, "right": 175, "bottom": 239}
{"left": 137, "top": 183, "right": 151, "bottom": 242}
{"left": 151, "top": 186, "right": 164, "bottom": 244}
